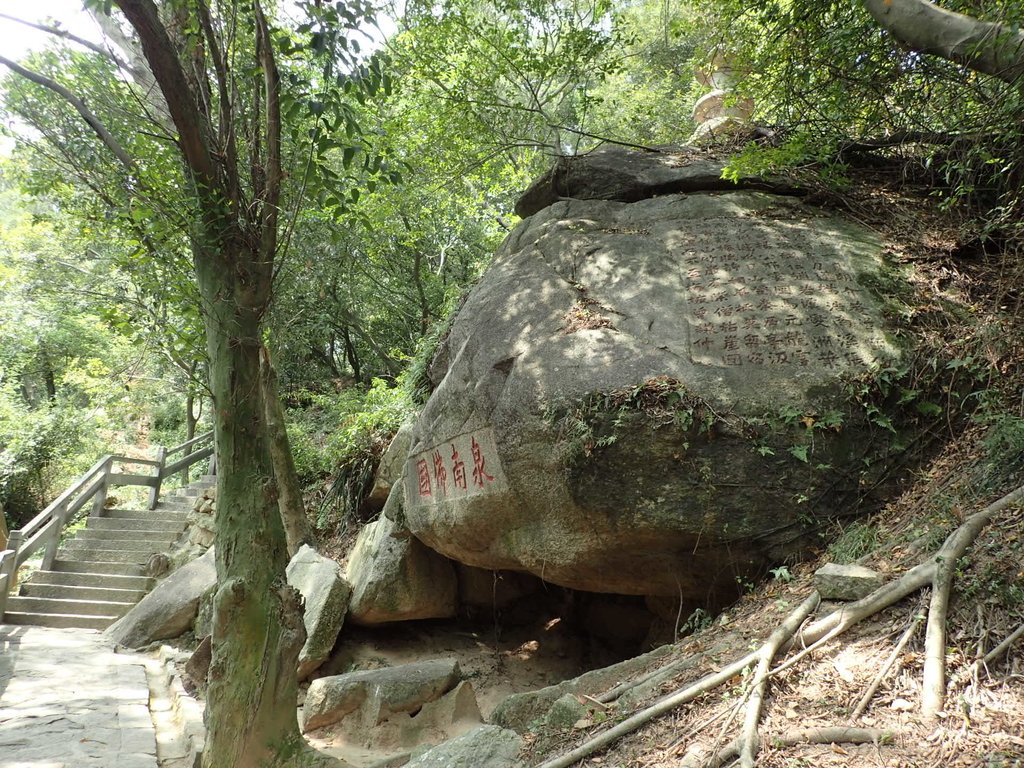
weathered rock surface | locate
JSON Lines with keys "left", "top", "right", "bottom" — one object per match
{"left": 491, "top": 644, "right": 672, "bottom": 732}
{"left": 515, "top": 144, "right": 799, "bottom": 218}
{"left": 544, "top": 693, "right": 590, "bottom": 730}
{"left": 404, "top": 724, "right": 524, "bottom": 768}
{"left": 346, "top": 500, "right": 457, "bottom": 625}
{"left": 814, "top": 562, "right": 885, "bottom": 601}
{"left": 286, "top": 544, "right": 351, "bottom": 679}
{"left": 368, "top": 422, "right": 415, "bottom": 508}
{"left": 404, "top": 150, "right": 905, "bottom": 597}
{"left": 301, "top": 658, "right": 462, "bottom": 732}
{"left": 105, "top": 547, "right": 216, "bottom": 648}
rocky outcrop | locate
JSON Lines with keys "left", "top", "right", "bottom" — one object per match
{"left": 491, "top": 644, "right": 672, "bottom": 732}
{"left": 402, "top": 145, "right": 907, "bottom": 598}
{"left": 346, "top": 496, "right": 457, "bottom": 625}
{"left": 515, "top": 145, "right": 798, "bottom": 218}
{"left": 286, "top": 544, "right": 351, "bottom": 679}
{"left": 105, "top": 547, "right": 216, "bottom": 648}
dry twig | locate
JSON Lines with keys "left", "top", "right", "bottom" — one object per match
{"left": 851, "top": 608, "right": 924, "bottom": 720}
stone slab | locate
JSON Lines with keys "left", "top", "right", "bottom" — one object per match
{"left": 0, "top": 625, "right": 157, "bottom": 768}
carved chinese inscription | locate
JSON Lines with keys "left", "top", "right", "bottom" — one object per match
{"left": 406, "top": 427, "right": 507, "bottom": 505}
{"left": 681, "top": 225, "right": 874, "bottom": 368}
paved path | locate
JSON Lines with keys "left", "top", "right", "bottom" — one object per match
{"left": 0, "top": 624, "right": 158, "bottom": 768}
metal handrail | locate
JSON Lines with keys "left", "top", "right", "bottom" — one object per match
{"left": 0, "top": 430, "right": 214, "bottom": 618}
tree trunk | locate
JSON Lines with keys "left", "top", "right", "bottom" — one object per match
{"left": 260, "top": 345, "right": 312, "bottom": 557}
{"left": 860, "top": 0, "right": 1024, "bottom": 85}
{"left": 184, "top": 387, "right": 198, "bottom": 485}
{"left": 0, "top": 504, "right": 8, "bottom": 551}
{"left": 196, "top": 246, "right": 311, "bottom": 768}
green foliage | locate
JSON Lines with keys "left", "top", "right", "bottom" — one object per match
{"left": 827, "top": 520, "right": 879, "bottom": 564}
{"left": 0, "top": 391, "right": 84, "bottom": 526}
{"left": 547, "top": 375, "right": 718, "bottom": 466}
{"left": 286, "top": 377, "right": 415, "bottom": 532}
{"left": 705, "top": 0, "right": 1024, "bottom": 234}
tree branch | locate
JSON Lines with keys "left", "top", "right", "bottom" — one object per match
{"left": 0, "top": 54, "right": 136, "bottom": 172}
{"left": 860, "top": 0, "right": 1024, "bottom": 85}
{"left": 0, "top": 12, "right": 127, "bottom": 65}
{"left": 112, "top": 0, "right": 216, "bottom": 185}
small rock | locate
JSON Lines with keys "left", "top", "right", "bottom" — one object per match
{"left": 146, "top": 552, "right": 172, "bottom": 578}
{"left": 367, "top": 422, "right": 414, "bottom": 509}
{"left": 302, "top": 658, "right": 461, "bottom": 732}
{"left": 185, "top": 635, "right": 212, "bottom": 688}
{"left": 814, "top": 562, "right": 885, "bottom": 601}
{"left": 544, "top": 694, "right": 589, "bottom": 731}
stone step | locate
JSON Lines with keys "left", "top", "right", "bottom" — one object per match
{"left": 73, "top": 529, "right": 179, "bottom": 545}
{"left": 28, "top": 570, "right": 154, "bottom": 591}
{"left": 64, "top": 538, "right": 168, "bottom": 554}
{"left": 2, "top": 611, "right": 117, "bottom": 630}
{"left": 21, "top": 583, "right": 148, "bottom": 603}
{"left": 105, "top": 507, "right": 190, "bottom": 521}
{"left": 58, "top": 547, "right": 155, "bottom": 564}
{"left": 5, "top": 595, "right": 134, "bottom": 618}
{"left": 87, "top": 517, "right": 186, "bottom": 533}
{"left": 51, "top": 558, "right": 147, "bottom": 576}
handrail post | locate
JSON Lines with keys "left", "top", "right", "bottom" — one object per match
{"left": 91, "top": 457, "right": 114, "bottom": 518}
{"left": 1, "top": 531, "right": 24, "bottom": 617}
{"left": 0, "top": 552, "right": 13, "bottom": 619}
{"left": 208, "top": 435, "right": 218, "bottom": 476}
{"left": 40, "top": 505, "right": 66, "bottom": 570}
{"left": 148, "top": 446, "right": 168, "bottom": 510}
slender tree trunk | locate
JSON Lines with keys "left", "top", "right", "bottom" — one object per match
{"left": 1, "top": 504, "right": 8, "bottom": 551}
{"left": 260, "top": 345, "right": 312, "bottom": 557}
{"left": 184, "top": 386, "right": 197, "bottom": 484}
{"left": 196, "top": 244, "right": 312, "bottom": 768}
{"left": 341, "top": 326, "right": 361, "bottom": 383}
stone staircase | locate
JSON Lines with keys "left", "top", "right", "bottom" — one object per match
{"left": 3, "top": 477, "right": 214, "bottom": 630}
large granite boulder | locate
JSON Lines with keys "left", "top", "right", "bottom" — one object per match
{"left": 402, "top": 146, "right": 906, "bottom": 598}
{"left": 105, "top": 547, "right": 216, "bottom": 648}
{"left": 345, "top": 502, "right": 458, "bottom": 625}
{"left": 286, "top": 544, "right": 351, "bottom": 679}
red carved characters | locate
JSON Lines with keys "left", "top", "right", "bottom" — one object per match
{"left": 451, "top": 445, "right": 467, "bottom": 491}
{"left": 412, "top": 430, "right": 499, "bottom": 501}
{"left": 416, "top": 458, "right": 431, "bottom": 497}
{"left": 471, "top": 436, "right": 494, "bottom": 487}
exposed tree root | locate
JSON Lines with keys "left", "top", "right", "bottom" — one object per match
{"left": 952, "top": 621, "right": 1024, "bottom": 690}
{"left": 852, "top": 606, "right": 923, "bottom": 720}
{"left": 537, "top": 594, "right": 819, "bottom": 768}
{"left": 920, "top": 484, "right": 1023, "bottom": 720}
{"left": 536, "top": 485, "right": 1023, "bottom": 768}
{"left": 772, "top": 726, "right": 893, "bottom": 747}
{"left": 680, "top": 726, "right": 892, "bottom": 768}
{"left": 739, "top": 593, "right": 821, "bottom": 767}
